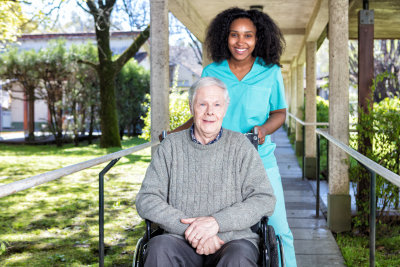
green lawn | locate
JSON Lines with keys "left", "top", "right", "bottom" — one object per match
{"left": 336, "top": 224, "right": 400, "bottom": 267}
{"left": 0, "top": 137, "right": 151, "bottom": 266}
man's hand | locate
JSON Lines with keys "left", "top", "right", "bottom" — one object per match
{"left": 196, "top": 235, "right": 225, "bottom": 255}
{"left": 181, "top": 216, "right": 219, "bottom": 248}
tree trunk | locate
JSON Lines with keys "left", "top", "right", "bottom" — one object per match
{"left": 85, "top": 1, "right": 150, "bottom": 147}
{"left": 98, "top": 62, "right": 121, "bottom": 147}
{"left": 27, "top": 87, "right": 35, "bottom": 141}
{"left": 91, "top": 2, "right": 121, "bottom": 148}
{"left": 72, "top": 100, "right": 79, "bottom": 146}
{"left": 88, "top": 103, "right": 95, "bottom": 145}
{"left": 80, "top": 106, "right": 86, "bottom": 135}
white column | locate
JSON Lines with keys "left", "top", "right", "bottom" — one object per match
{"left": 295, "top": 63, "right": 304, "bottom": 156}
{"left": 328, "top": 0, "right": 351, "bottom": 232}
{"left": 305, "top": 41, "right": 317, "bottom": 178}
{"left": 150, "top": 0, "right": 169, "bottom": 153}
{"left": 283, "top": 73, "right": 290, "bottom": 127}
{"left": 290, "top": 63, "right": 297, "bottom": 132}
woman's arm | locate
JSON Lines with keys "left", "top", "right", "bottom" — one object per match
{"left": 172, "top": 117, "right": 193, "bottom": 133}
{"left": 255, "top": 108, "right": 286, "bottom": 144}
{"left": 159, "top": 117, "right": 193, "bottom": 141}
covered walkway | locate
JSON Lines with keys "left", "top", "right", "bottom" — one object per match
{"left": 272, "top": 127, "right": 345, "bottom": 266}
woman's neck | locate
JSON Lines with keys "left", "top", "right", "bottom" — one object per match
{"left": 227, "top": 56, "right": 256, "bottom": 81}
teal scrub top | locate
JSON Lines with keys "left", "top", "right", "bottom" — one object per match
{"left": 201, "top": 57, "right": 287, "bottom": 168}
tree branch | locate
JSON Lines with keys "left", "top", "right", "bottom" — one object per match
{"left": 105, "top": 0, "right": 117, "bottom": 9}
{"left": 76, "top": 1, "right": 91, "bottom": 14}
{"left": 86, "top": 0, "right": 98, "bottom": 14}
{"left": 77, "top": 59, "right": 99, "bottom": 71}
{"left": 113, "top": 24, "right": 150, "bottom": 74}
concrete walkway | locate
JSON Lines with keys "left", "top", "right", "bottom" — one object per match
{"left": 271, "top": 127, "right": 345, "bottom": 267}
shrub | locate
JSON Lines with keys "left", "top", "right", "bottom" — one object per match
{"left": 115, "top": 59, "right": 150, "bottom": 137}
{"left": 140, "top": 90, "right": 192, "bottom": 141}
{"left": 316, "top": 96, "right": 329, "bottom": 124}
{"left": 350, "top": 72, "right": 400, "bottom": 228}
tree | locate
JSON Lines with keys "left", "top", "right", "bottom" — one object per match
{"left": 70, "top": 42, "right": 100, "bottom": 145}
{"left": 349, "top": 40, "right": 400, "bottom": 230}
{"left": 36, "top": 40, "right": 72, "bottom": 147}
{"left": 78, "top": 0, "right": 150, "bottom": 148}
{"left": 349, "top": 40, "right": 400, "bottom": 102}
{"left": 0, "top": 1, "right": 28, "bottom": 49}
{"left": 0, "top": 48, "right": 41, "bottom": 141}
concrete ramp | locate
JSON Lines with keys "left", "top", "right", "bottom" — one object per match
{"left": 272, "top": 127, "right": 345, "bottom": 267}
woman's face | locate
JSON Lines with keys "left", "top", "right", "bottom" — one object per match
{"left": 228, "top": 18, "right": 257, "bottom": 62}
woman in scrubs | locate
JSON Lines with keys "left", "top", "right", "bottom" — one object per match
{"left": 171, "top": 7, "right": 296, "bottom": 267}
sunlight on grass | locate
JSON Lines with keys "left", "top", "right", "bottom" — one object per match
{"left": 0, "top": 137, "right": 151, "bottom": 266}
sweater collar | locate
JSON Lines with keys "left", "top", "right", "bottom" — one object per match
{"left": 190, "top": 124, "right": 223, "bottom": 145}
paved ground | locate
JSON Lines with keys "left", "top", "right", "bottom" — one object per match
{"left": 272, "top": 127, "right": 346, "bottom": 267}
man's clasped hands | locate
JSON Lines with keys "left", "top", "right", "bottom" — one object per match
{"left": 181, "top": 216, "right": 224, "bottom": 255}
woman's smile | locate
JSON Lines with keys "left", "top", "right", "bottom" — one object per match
{"left": 228, "top": 18, "right": 257, "bottom": 62}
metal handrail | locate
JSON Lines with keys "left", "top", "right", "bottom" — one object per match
{"left": 315, "top": 129, "right": 400, "bottom": 267}
{"left": 288, "top": 113, "right": 400, "bottom": 267}
{"left": 316, "top": 128, "right": 400, "bottom": 187}
{"left": 0, "top": 141, "right": 158, "bottom": 198}
{"left": 0, "top": 140, "right": 159, "bottom": 267}
{"left": 286, "top": 112, "right": 329, "bottom": 180}
{"left": 287, "top": 112, "right": 329, "bottom": 126}
{"left": 286, "top": 112, "right": 400, "bottom": 267}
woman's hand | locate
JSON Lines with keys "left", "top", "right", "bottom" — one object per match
{"left": 254, "top": 125, "right": 267, "bottom": 145}
{"left": 255, "top": 108, "right": 287, "bottom": 144}
{"left": 181, "top": 216, "right": 219, "bottom": 248}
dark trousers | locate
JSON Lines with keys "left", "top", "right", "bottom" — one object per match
{"left": 143, "top": 234, "right": 258, "bottom": 267}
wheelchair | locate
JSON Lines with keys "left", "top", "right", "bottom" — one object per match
{"left": 133, "top": 129, "right": 285, "bottom": 267}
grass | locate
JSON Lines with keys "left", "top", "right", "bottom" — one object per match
{"left": 336, "top": 224, "right": 400, "bottom": 267}
{"left": 0, "top": 137, "right": 151, "bottom": 266}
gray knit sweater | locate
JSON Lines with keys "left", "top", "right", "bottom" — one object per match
{"left": 135, "top": 128, "right": 276, "bottom": 247}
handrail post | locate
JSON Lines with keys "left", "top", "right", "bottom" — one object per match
{"left": 369, "top": 169, "right": 376, "bottom": 267}
{"left": 326, "top": 136, "right": 329, "bottom": 182}
{"left": 99, "top": 158, "right": 120, "bottom": 267}
{"left": 316, "top": 134, "right": 320, "bottom": 218}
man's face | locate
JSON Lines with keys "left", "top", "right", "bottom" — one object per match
{"left": 192, "top": 85, "right": 227, "bottom": 143}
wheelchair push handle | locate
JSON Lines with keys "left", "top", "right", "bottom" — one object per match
{"left": 245, "top": 127, "right": 259, "bottom": 150}
{"left": 161, "top": 131, "right": 168, "bottom": 141}
{"left": 253, "top": 127, "right": 258, "bottom": 136}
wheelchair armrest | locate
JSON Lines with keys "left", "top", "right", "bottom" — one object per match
{"left": 145, "top": 220, "right": 152, "bottom": 241}
{"left": 144, "top": 219, "right": 164, "bottom": 242}
{"left": 251, "top": 216, "right": 269, "bottom": 233}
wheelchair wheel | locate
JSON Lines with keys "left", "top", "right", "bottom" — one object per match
{"left": 276, "top": 235, "right": 285, "bottom": 267}
{"left": 267, "top": 226, "right": 279, "bottom": 267}
{"left": 133, "top": 237, "right": 145, "bottom": 267}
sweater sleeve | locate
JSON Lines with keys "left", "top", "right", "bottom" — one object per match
{"left": 212, "top": 139, "right": 276, "bottom": 232}
{"left": 135, "top": 141, "right": 188, "bottom": 235}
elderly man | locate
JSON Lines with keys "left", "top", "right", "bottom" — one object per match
{"left": 136, "top": 77, "right": 276, "bottom": 266}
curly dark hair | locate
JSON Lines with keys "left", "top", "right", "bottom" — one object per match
{"left": 205, "top": 7, "right": 285, "bottom": 66}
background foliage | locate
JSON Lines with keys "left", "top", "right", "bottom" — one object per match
{"left": 115, "top": 59, "right": 150, "bottom": 138}
{"left": 140, "top": 89, "right": 192, "bottom": 141}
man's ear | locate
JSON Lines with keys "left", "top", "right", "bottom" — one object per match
{"left": 190, "top": 105, "right": 194, "bottom": 116}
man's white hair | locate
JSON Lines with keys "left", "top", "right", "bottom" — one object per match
{"left": 188, "top": 77, "right": 230, "bottom": 113}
